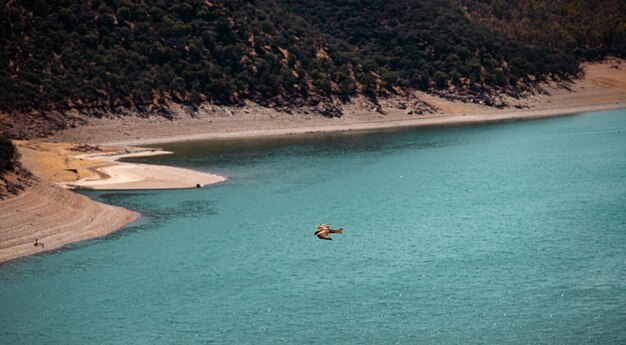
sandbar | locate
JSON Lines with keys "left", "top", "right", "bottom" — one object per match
{"left": 63, "top": 149, "right": 226, "bottom": 190}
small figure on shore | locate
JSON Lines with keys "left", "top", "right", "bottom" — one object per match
{"left": 196, "top": 183, "right": 201, "bottom": 188}
{"left": 314, "top": 224, "right": 343, "bottom": 240}
{"left": 34, "top": 238, "right": 45, "bottom": 248}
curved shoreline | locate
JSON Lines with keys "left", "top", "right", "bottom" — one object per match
{"left": 62, "top": 148, "right": 226, "bottom": 190}
{"left": 50, "top": 61, "right": 626, "bottom": 147}
{"left": 0, "top": 179, "right": 139, "bottom": 264}
{"left": 102, "top": 102, "right": 626, "bottom": 146}
{"left": 0, "top": 145, "right": 225, "bottom": 264}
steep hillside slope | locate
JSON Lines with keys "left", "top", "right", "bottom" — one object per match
{"left": 1, "top": 0, "right": 623, "bottom": 138}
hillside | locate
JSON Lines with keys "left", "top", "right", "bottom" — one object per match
{"left": 465, "top": 0, "right": 626, "bottom": 60}
{"left": 1, "top": 0, "right": 624, "bottom": 138}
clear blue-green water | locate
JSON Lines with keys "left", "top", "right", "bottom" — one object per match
{"left": 2, "top": 110, "right": 626, "bottom": 344}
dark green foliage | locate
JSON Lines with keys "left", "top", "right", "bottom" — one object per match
{"left": 466, "top": 0, "right": 626, "bottom": 60}
{"left": 1, "top": 0, "right": 343, "bottom": 113}
{"left": 278, "top": 0, "right": 587, "bottom": 91}
{"left": 0, "top": 0, "right": 622, "bottom": 116}
{"left": 0, "top": 137, "right": 18, "bottom": 173}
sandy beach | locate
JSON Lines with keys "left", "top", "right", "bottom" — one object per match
{"left": 0, "top": 143, "right": 224, "bottom": 263}
{"left": 61, "top": 149, "right": 225, "bottom": 190}
{"left": 0, "top": 179, "right": 139, "bottom": 263}
{"left": 15, "top": 141, "right": 226, "bottom": 190}
{"left": 1, "top": 60, "right": 625, "bottom": 264}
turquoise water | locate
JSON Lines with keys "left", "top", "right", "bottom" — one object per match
{"left": 2, "top": 110, "right": 626, "bottom": 344}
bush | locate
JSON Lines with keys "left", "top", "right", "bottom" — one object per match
{"left": 0, "top": 137, "right": 18, "bottom": 173}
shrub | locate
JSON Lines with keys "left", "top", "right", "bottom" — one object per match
{"left": 0, "top": 137, "right": 18, "bottom": 173}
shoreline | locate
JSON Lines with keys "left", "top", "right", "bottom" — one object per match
{"left": 0, "top": 145, "right": 225, "bottom": 264}
{"left": 62, "top": 148, "right": 226, "bottom": 190}
{"left": 102, "top": 102, "right": 626, "bottom": 147}
{"left": 15, "top": 142, "right": 226, "bottom": 191}
{"left": 0, "top": 179, "right": 139, "bottom": 264}
{"left": 49, "top": 61, "right": 626, "bottom": 147}
{"left": 1, "top": 60, "right": 625, "bottom": 264}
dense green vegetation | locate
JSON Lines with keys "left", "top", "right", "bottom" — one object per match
{"left": 0, "top": 0, "right": 623, "bottom": 117}
{"left": 279, "top": 0, "right": 586, "bottom": 94}
{"left": 0, "top": 137, "right": 18, "bottom": 173}
{"left": 467, "top": 0, "right": 626, "bottom": 60}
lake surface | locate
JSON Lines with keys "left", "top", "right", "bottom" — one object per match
{"left": 2, "top": 110, "right": 626, "bottom": 344}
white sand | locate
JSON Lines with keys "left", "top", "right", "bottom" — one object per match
{"left": 62, "top": 149, "right": 226, "bottom": 190}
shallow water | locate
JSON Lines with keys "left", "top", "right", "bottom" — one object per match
{"left": 2, "top": 110, "right": 626, "bottom": 344}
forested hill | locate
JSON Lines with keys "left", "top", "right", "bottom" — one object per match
{"left": 1, "top": 0, "right": 624, "bottom": 122}
{"left": 466, "top": 0, "right": 625, "bottom": 60}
